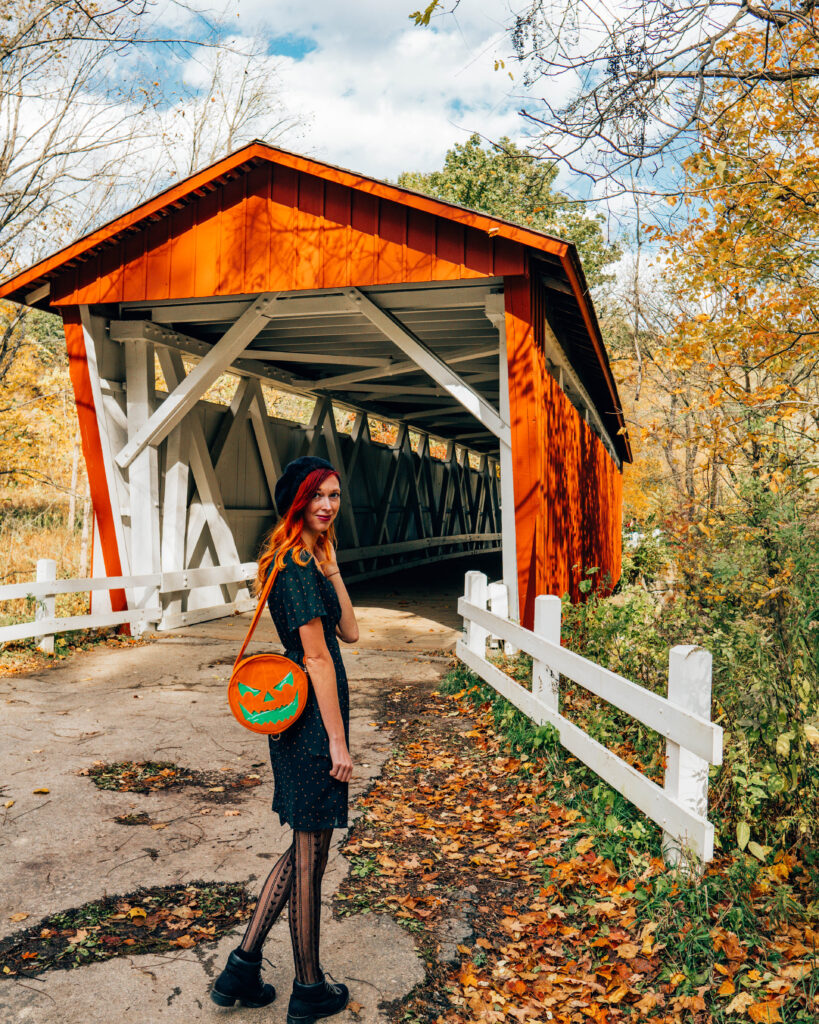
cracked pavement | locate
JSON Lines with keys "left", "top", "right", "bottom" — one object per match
{"left": 0, "top": 562, "right": 483, "bottom": 1023}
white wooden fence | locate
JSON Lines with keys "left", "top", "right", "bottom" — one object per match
{"left": 457, "top": 571, "right": 723, "bottom": 864}
{"left": 0, "top": 559, "right": 258, "bottom": 651}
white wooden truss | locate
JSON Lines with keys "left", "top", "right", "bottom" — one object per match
{"left": 86, "top": 288, "right": 506, "bottom": 629}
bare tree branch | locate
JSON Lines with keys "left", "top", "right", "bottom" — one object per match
{"left": 488, "top": 1, "right": 819, "bottom": 195}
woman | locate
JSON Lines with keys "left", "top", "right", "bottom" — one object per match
{"left": 211, "top": 456, "right": 359, "bottom": 1024}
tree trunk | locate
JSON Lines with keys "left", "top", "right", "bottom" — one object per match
{"left": 79, "top": 481, "right": 91, "bottom": 580}
{"left": 68, "top": 430, "right": 80, "bottom": 530}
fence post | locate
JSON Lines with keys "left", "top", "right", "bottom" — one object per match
{"left": 486, "top": 580, "right": 517, "bottom": 655}
{"left": 36, "top": 559, "right": 57, "bottom": 655}
{"left": 663, "top": 644, "right": 714, "bottom": 866}
{"left": 463, "top": 571, "right": 488, "bottom": 658}
{"left": 486, "top": 581, "right": 504, "bottom": 650}
{"left": 532, "top": 595, "right": 561, "bottom": 712}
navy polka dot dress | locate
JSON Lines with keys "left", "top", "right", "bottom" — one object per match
{"left": 265, "top": 549, "right": 349, "bottom": 831}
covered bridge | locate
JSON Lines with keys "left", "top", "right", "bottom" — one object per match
{"left": 0, "top": 142, "right": 630, "bottom": 630}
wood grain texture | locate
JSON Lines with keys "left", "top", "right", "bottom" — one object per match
{"left": 39, "top": 147, "right": 624, "bottom": 621}
{"left": 504, "top": 276, "right": 622, "bottom": 627}
{"left": 60, "top": 309, "right": 128, "bottom": 612}
{"left": 46, "top": 163, "right": 553, "bottom": 305}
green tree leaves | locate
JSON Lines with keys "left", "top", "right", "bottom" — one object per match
{"left": 398, "top": 135, "right": 620, "bottom": 288}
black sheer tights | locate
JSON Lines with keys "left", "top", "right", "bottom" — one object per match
{"left": 239, "top": 829, "right": 332, "bottom": 985}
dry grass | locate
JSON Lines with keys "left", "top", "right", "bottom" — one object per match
{"left": 0, "top": 498, "right": 90, "bottom": 623}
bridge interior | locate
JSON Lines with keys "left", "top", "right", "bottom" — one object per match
{"left": 86, "top": 279, "right": 508, "bottom": 628}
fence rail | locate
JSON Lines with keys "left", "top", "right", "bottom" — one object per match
{"left": 457, "top": 571, "right": 723, "bottom": 864}
{"left": 0, "top": 560, "right": 258, "bottom": 650}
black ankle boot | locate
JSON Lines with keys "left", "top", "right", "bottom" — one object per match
{"left": 210, "top": 947, "right": 276, "bottom": 1008}
{"left": 286, "top": 973, "right": 349, "bottom": 1024}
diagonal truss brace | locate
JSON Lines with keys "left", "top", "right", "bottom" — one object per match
{"left": 345, "top": 288, "right": 509, "bottom": 443}
{"left": 115, "top": 292, "right": 279, "bottom": 470}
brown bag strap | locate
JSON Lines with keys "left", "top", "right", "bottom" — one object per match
{"left": 232, "top": 563, "right": 280, "bottom": 673}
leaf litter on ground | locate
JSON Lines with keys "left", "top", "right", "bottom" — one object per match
{"left": 0, "top": 881, "right": 252, "bottom": 977}
{"left": 81, "top": 760, "right": 262, "bottom": 800}
{"left": 335, "top": 668, "right": 819, "bottom": 1024}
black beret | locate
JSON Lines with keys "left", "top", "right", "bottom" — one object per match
{"left": 274, "top": 456, "right": 336, "bottom": 515}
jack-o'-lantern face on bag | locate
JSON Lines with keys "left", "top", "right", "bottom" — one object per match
{"left": 237, "top": 673, "right": 300, "bottom": 726}
{"left": 227, "top": 655, "right": 309, "bottom": 735}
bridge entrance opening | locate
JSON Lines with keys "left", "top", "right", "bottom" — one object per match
{"left": 0, "top": 143, "right": 630, "bottom": 631}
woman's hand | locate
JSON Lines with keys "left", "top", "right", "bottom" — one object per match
{"left": 318, "top": 543, "right": 339, "bottom": 578}
{"left": 328, "top": 737, "right": 353, "bottom": 782}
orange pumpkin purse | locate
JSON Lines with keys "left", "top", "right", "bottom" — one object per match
{"left": 227, "top": 565, "right": 309, "bottom": 736}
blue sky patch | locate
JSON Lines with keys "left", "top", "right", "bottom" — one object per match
{"left": 268, "top": 34, "right": 317, "bottom": 60}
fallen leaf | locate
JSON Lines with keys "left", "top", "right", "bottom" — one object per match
{"left": 779, "top": 963, "right": 811, "bottom": 980}
{"left": 616, "top": 941, "right": 639, "bottom": 960}
{"left": 607, "top": 984, "right": 629, "bottom": 1003}
{"left": 347, "top": 1001, "right": 364, "bottom": 1017}
{"left": 634, "top": 991, "right": 660, "bottom": 1012}
{"left": 224, "top": 810, "right": 240, "bottom": 817}
{"left": 174, "top": 934, "right": 196, "bottom": 948}
{"left": 748, "top": 1001, "right": 782, "bottom": 1023}
{"left": 32, "top": 787, "right": 49, "bottom": 794}
{"left": 9, "top": 913, "right": 28, "bottom": 922}
{"left": 726, "top": 991, "right": 755, "bottom": 1014}
{"left": 150, "top": 822, "right": 168, "bottom": 830}
{"left": 676, "top": 994, "right": 706, "bottom": 1011}
{"left": 21, "top": 951, "right": 38, "bottom": 960}
{"left": 719, "top": 979, "right": 736, "bottom": 996}
{"left": 4, "top": 800, "right": 14, "bottom": 809}
{"left": 127, "top": 907, "right": 147, "bottom": 919}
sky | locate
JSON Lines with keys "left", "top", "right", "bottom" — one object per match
{"left": 184, "top": 0, "right": 531, "bottom": 181}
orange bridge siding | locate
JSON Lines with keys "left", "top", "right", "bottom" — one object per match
{"left": 1, "top": 143, "right": 627, "bottom": 628}
{"left": 505, "top": 276, "right": 622, "bottom": 628}
{"left": 61, "top": 309, "right": 128, "bottom": 613}
{"left": 51, "top": 163, "right": 528, "bottom": 305}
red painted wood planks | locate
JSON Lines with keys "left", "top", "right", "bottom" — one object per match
{"left": 504, "top": 274, "right": 541, "bottom": 627}
{"left": 323, "top": 180, "right": 351, "bottom": 287}
{"left": 42, "top": 162, "right": 544, "bottom": 305}
{"left": 269, "top": 164, "right": 298, "bottom": 290}
{"left": 219, "top": 175, "right": 247, "bottom": 295}
{"left": 193, "top": 189, "right": 221, "bottom": 298}
{"left": 296, "top": 172, "right": 324, "bottom": 290}
{"left": 506, "top": 272, "right": 623, "bottom": 622}
{"left": 244, "top": 163, "right": 272, "bottom": 293}
{"left": 60, "top": 308, "right": 127, "bottom": 611}
{"left": 169, "top": 204, "right": 196, "bottom": 299}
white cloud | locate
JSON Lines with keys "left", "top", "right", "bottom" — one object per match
{"left": 177, "top": 1, "right": 535, "bottom": 179}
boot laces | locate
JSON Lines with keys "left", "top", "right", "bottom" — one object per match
{"left": 323, "top": 971, "right": 343, "bottom": 996}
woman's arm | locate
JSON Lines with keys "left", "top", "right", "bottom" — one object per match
{"left": 300, "top": 617, "right": 353, "bottom": 782}
{"left": 315, "top": 549, "right": 359, "bottom": 643}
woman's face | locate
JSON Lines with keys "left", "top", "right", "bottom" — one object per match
{"left": 303, "top": 474, "right": 341, "bottom": 534}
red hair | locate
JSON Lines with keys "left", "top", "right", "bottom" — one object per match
{"left": 255, "top": 468, "right": 339, "bottom": 593}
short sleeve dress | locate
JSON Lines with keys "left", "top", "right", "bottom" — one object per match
{"left": 265, "top": 550, "right": 349, "bottom": 831}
